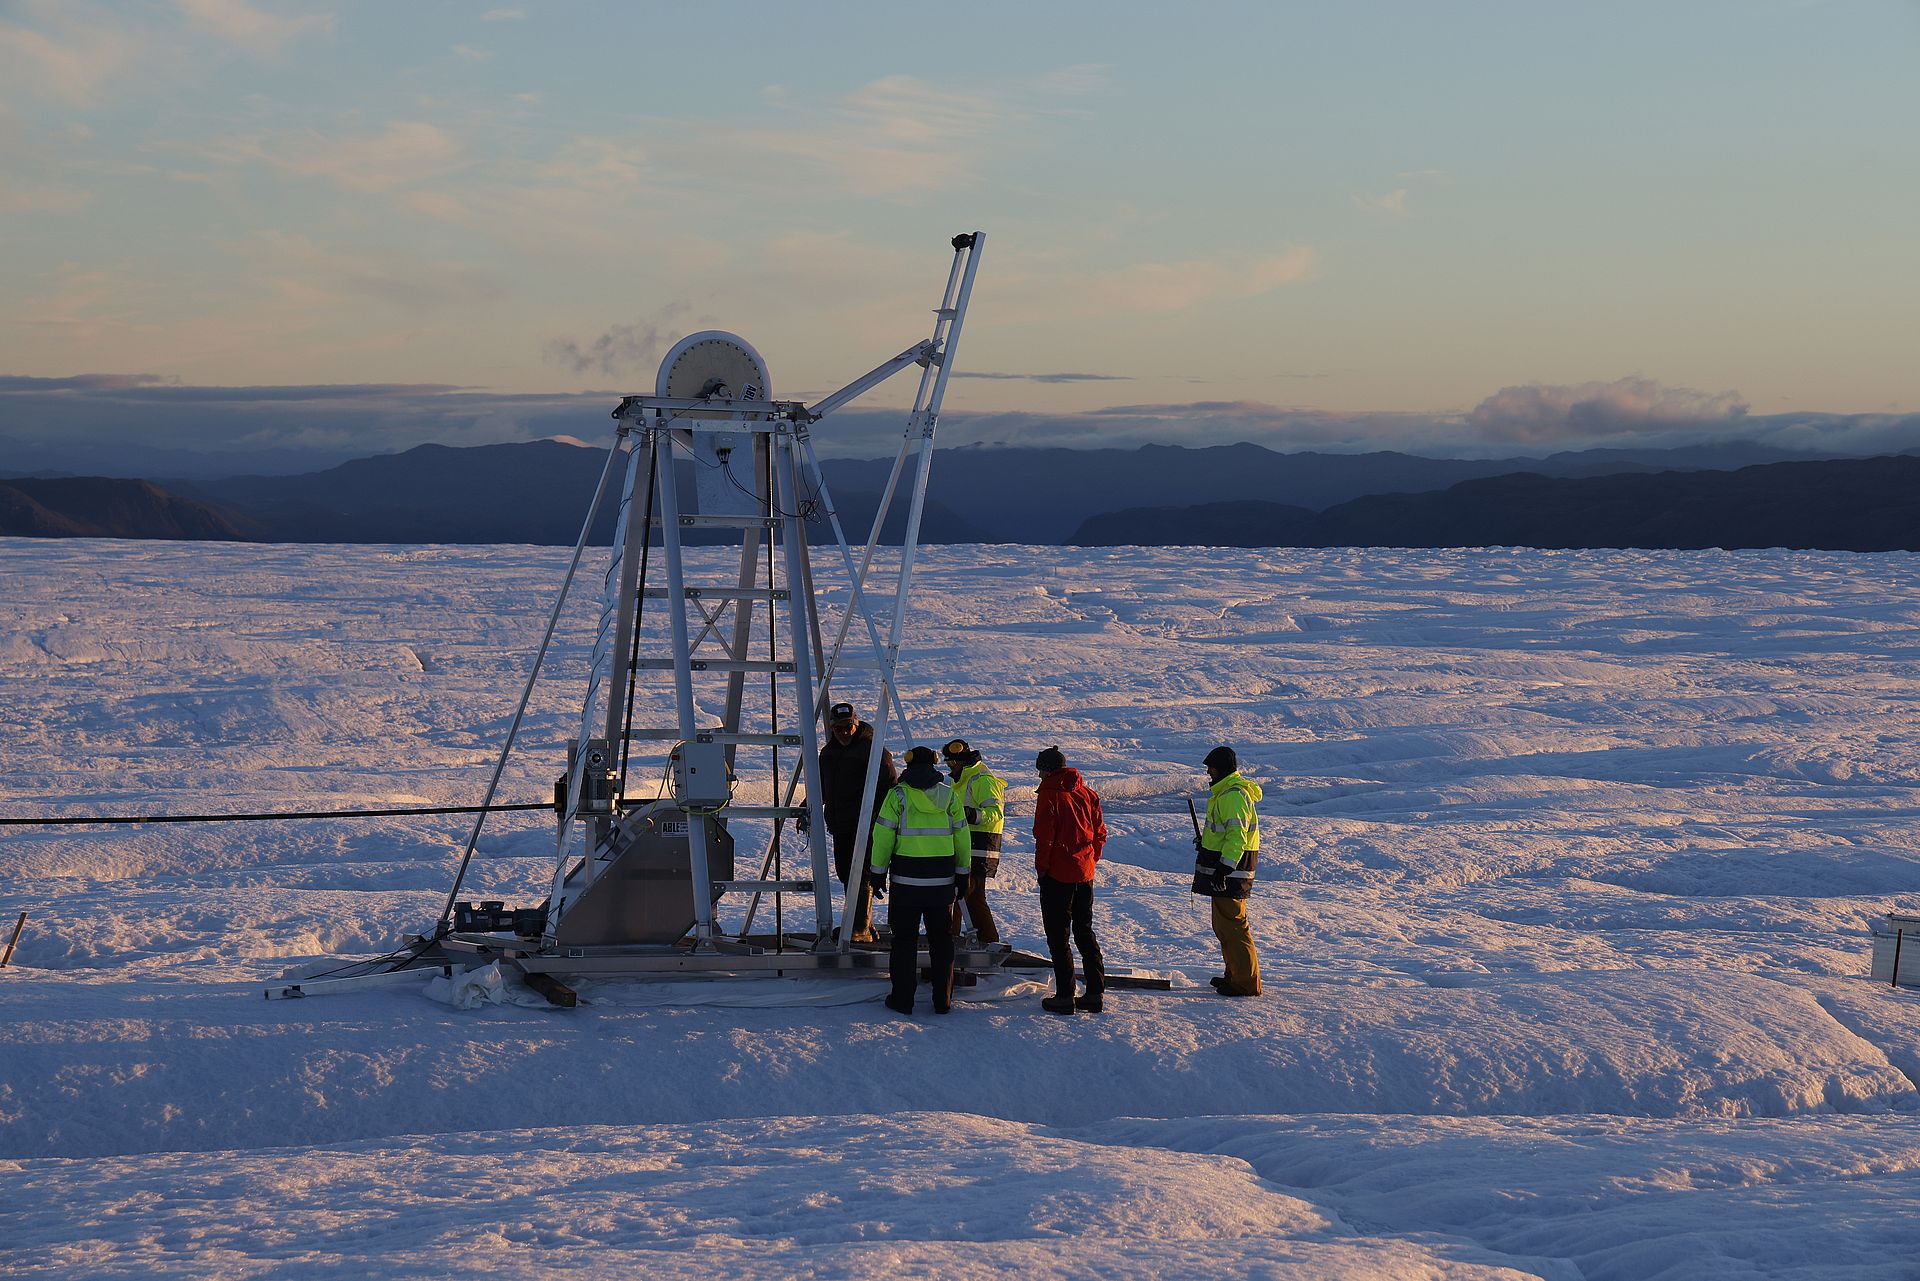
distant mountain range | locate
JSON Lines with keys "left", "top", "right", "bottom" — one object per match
{"left": 1072, "top": 456, "right": 1920, "bottom": 552}
{"left": 0, "top": 477, "right": 256, "bottom": 540}
{"left": 3, "top": 439, "right": 1915, "bottom": 552}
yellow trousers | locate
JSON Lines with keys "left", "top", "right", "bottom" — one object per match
{"left": 1211, "top": 896, "right": 1261, "bottom": 995}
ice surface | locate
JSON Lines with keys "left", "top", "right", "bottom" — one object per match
{"left": 4, "top": 538, "right": 1920, "bottom": 1278}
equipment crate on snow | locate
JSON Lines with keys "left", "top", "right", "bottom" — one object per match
{"left": 1870, "top": 914, "right": 1920, "bottom": 989}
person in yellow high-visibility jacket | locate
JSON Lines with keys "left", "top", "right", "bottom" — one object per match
{"left": 941, "top": 738, "right": 1006, "bottom": 944}
{"left": 1191, "top": 744, "right": 1262, "bottom": 997}
{"left": 870, "top": 745, "right": 973, "bottom": 1015}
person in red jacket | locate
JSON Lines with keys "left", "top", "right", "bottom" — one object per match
{"left": 1032, "top": 745, "right": 1107, "bottom": 1014}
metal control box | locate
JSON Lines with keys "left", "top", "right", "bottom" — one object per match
{"left": 670, "top": 740, "right": 732, "bottom": 808}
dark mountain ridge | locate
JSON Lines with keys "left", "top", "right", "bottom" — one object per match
{"left": 1072, "top": 456, "right": 1920, "bottom": 552}
{"left": 0, "top": 477, "right": 256, "bottom": 540}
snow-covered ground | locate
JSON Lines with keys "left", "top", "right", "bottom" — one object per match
{"left": 5, "top": 538, "right": 1920, "bottom": 1279}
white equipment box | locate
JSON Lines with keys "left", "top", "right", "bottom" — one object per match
{"left": 670, "top": 740, "right": 733, "bottom": 809}
{"left": 1869, "top": 913, "right": 1920, "bottom": 989}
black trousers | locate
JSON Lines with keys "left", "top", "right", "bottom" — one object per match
{"left": 1039, "top": 876, "right": 1104, "bottom": 998}
{"left": 888, "top": 884, "right": 956, "bottom": 1011}
{"left": 831, "top": 828, "right": 875, "bottom": 938}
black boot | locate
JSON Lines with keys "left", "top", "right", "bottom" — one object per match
{"left": 884, "top": 993, "right": 913, "bottom": 1016}
{"left": 1075, "top": 990, "right": 1104, "bottom": 1013}
{"left": 1040, "top": 993, "right": 1076, "bottom": 1015}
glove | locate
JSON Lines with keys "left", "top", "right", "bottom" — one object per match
{"left": 868, "top": 868, "right": 888, "bottom": 897}
{"left": 964, "top": 805, "right": 981, "bottom": 825}
{"left": 1212, "top": 859, "right": 1233, "bottom": 893}
{"left": 955, "top": 871, "right": 970, "bottom": 900}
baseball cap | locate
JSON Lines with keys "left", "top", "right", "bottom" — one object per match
{"left": 828, "top": 702, "right": 856, "bottom": 724}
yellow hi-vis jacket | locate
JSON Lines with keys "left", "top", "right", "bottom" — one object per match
{"left": 1193, "top": 771, "right": 1262, "bottom": 899}
{"left": 953, "top": 759, "right": 1006, "bottom": 876}
{"left": 870, "top": 781, "right": 973, "bottom": 888}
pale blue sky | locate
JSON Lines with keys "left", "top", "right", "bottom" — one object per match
{"left": 2, "top": 0, "right": 1916, "bottom": 465}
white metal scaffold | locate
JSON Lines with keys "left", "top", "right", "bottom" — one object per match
{"left": 424, "top": 232, "right": 988, "bottom": 986}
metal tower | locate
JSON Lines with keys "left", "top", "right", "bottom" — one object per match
{"left": 433, "top": 232, "right": 986, "bottom": 978}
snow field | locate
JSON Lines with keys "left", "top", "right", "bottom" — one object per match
{"left": 4, "top": 538, "right": 1920, "bottom": 1278}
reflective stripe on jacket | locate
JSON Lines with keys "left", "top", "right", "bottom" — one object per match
{"left": 1193, "top": 772, "right": 1262, "bottom": 899}
{"left": 870, "top": 781, "right": 973, "bottom": 887}
{"left": 954, "top": 760, "right": 1006, "bottom": 875}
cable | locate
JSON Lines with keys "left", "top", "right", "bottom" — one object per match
{"left": 0, "top": 802, "right": 551, "bottom": 827}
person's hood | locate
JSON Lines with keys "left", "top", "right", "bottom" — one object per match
{"left": 1038, "top": 767, "right": 1084, "bottom": 794}
{"left": 901, "top": 761, "right": 944, "bottom": 790}
{"left": 1210, "top": 771, "right": 1263, "bottom": 802}
{"left": 899, "top": 775, "right": 952, "bottom": 810}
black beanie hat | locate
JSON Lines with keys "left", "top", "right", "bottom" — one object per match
{"left": 1035, "top": 745, "right": 1065, "bottom": 772}
{"left": 1203, "top": 744, "right": 1238, "bottom": 774}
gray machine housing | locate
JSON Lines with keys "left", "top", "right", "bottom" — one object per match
{"left": 553, "top": 802, "right": 735, "bottom": 947}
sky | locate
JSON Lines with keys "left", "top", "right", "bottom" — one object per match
{"left": 2, "top": 0, "right": 1918, "bottom": 470}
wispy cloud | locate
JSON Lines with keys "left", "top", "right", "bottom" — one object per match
{"left": 0, "top": 181, "right": 94, "bottom": 214}
{"left": 0, "top": 5, "right": 143, "bottom": 107}
{"left": 1033, "top": 63, "right": 1112, "bottom": 96}
{"left": 243, "top": 231, "right": 508, "bottom": 313}
{"left": 545, "top": 303, "right": 694, "bottom": 377}
{"left": 177, "top": 0, "right": 333, "bottom": 57}
{"left": 481, "top": 7, "right": 525, "bottom": 20}
{"left": 1075, "top": 247, "right": 1317, "bottom": 314}
{"left": 204, "top": 121, "right": 464, "bottom": 192}
{"left": 452, "top": 43, "right": 492, "bottom": 63}
{"left": 954, "top": 371, "right": 1132, "bottom": 384}
{"left": 1356, "top": 187, "right": 1409, "bottom": 217}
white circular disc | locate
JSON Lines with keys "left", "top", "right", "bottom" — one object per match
{"left": 655, "top": 331, "right": 772, "bottom": 403}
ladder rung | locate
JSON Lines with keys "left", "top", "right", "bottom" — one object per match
{"left": 712, "top": 879, "right": 815, "bottom": 893}
{"left": 624, "top": 730, "right": 806, "bottom": 747}
{"left": 725, "top": 806, "right": 810, "bottom": 820}
{"left": 652, "top": 515, "right": 778, "bottom": 528}
{"left": 641, "top": 587, "right": 789, "bottom": 600}
{"left": 633, "top": 658, "right": 795, "bottom": 674}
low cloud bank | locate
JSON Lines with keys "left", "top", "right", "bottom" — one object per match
{"left": 1, "top": 373, "right": 1915, "bottom": 477}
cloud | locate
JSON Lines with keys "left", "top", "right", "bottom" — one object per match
{"left": 0, "top": 373, "right": 173, "bottom": 392}
{"left": 282, "top": 121, "right": 463, "bottom": 192}
{"left": 953, "top": 371, "right": 1132, "bottom": 384}
{"left": 481, "top": 7, "right": 525, "bottom": 19}
{"left": 0, "top": 181, "right": 94, "bottom": 213}
{"left": 0, "top": 6, "right": 142, "bottom": 107}
{"left": 1033, "top": 64, "right": 1112, "bottom": 96}
{"left": 177, "top": 0, "right": 332, "bottom": 57}
{"left": 1466, "top": 377, "right": 1750, "bottom": 444}
{"left": 11, "top": 373, "right": 1912, "bottom": 478}
{"left": 546, "top": 303, "right": 693, "bottom": 377}
{"left": 452, "top": 43, "right": 492, "bottom": 63}
{"left": 1075, "top": 247, "right": 1316, "bottom": 314}
{"left": 243, "top": 230, "right": 508, "bottom": 313}
{"left": 201, "top": 121, "right": 464, "bottom": 192}
{"left": 1356, "top": 187, "right": 1409, "bottom": 217}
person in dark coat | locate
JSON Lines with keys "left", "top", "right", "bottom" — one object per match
{"left": 1032, "top": 745, "right": 1108, "bottom": 1014}
{"left": 817, "top": 701, "right": 897, "bottom": 943}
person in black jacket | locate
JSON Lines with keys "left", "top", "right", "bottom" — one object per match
{"left": 818, "top": 701, "right": 898, "bottom": 943}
